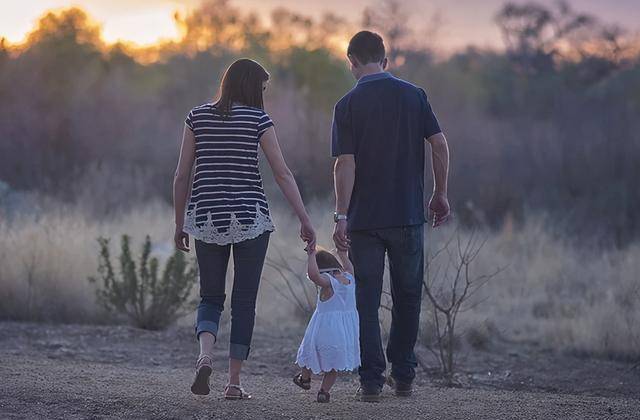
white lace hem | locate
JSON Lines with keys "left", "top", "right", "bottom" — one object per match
{"left": 183, "top": 202, "right": 275, "bottom": 245}
{"left": 295, "top": 357, "right": 360, "bottom": 375}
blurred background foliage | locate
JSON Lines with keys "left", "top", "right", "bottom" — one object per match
{"left": 0, "top": 0, "right": 639, "bottom": 246}
{"left": 1, "top": 1, "right": 639, "bottom": 359}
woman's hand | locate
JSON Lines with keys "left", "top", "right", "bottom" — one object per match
{"left": 174, "top": 226, "right": 190, "bottom": 252}
{"left": 300, "top": 218, "right": 316, "bottom": 251}
{"left": 173, "top": 126, "right": 196, "bottom": 252}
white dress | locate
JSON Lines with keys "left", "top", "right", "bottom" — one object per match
{"left": 295, "top": 272, "right": 361, "bottom": 374}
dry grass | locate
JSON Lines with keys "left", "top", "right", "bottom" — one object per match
{"left": 437, "top": 218, "right": 640, "bottom": 360}
{"left": 0, "top": 197, "right": 638, "bottom": 360}
{"left": 0, "top": 198, "right": 174, "bottom": 323}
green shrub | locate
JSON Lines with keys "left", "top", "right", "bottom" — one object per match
{"left": 89, "top": 235, "right": 198, "bottom": 330}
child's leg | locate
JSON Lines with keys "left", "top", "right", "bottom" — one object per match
{"left": 301, "top": 367, "right": 312, "bottom": 380}
{"left": 320, "top": 370, "right": 338, "bottom": 392}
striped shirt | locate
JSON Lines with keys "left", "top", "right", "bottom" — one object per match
{"left": 182, "top": 103, "right": 275, "bottom": 245}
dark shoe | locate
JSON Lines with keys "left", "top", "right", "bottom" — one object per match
{"left": 190, "top": 355, "right": 213, "bottom": 395}
{"left": 356, "top": 384, "right": 382, "bottom": 402}
{"left": 389, "top": 376, "right": 413, "bottom": 397}
{"left": 317, "top": 389, "right": 330, "bottom": 403}
{"left": 293, "top": 373, "right": 311, "bottom": 390}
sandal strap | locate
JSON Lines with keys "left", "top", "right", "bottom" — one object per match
{"left": 225, "top": 383, "right": 248, "bottom": 393}
{"left": 225, "top": 383, "right": 251, "bottom": 398}
{"left": 196, "top": 355, "right": 213, "bottom": 366}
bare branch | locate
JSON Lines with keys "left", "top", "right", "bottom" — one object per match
{"left": 421, "top": 230, "right": 495, "bottom": 384}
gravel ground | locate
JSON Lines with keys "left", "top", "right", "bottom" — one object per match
{"left": 0, "top": 322, "right": 638, "bottom": 419}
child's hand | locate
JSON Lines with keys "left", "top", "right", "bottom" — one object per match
{"left": 304, "top": 244, "right": 317, "bottom": 255}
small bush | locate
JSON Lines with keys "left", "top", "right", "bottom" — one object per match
{"left": 422, "top": 230, "right": 501, "bottom": 385}
{"left": 89, "top": 235, "right": 198, "bottom": 330}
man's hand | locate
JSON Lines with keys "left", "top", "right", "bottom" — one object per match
{"left": 333, "top": 219, "right": 350, "bottom": 251}
{"left": 333, "top": 154, "right": 355, "bottom": 252}
{"left": 428, "top": 192, "right": 450, "bottom": 228}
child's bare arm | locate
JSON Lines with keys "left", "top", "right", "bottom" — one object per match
{"left": 337, "top": 249, "right": 354, "bottom": 275}
{"left": 307, "top": 249, "right": 331, "bottom": 288}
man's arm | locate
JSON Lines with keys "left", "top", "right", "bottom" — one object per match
{"left": 333, "top": 154, "right": 355, "bottom": 250}
{"left": 426, "top": 132, "right": 450, "bottom": 227}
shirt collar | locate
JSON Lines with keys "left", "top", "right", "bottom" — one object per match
{"left": 357, "top": 71, "right": 393, "bottom": 85}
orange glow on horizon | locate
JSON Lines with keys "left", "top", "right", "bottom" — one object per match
{"left": 2, "top": 5, "right": 183, "bottom": 48}
{"left": 2, "top": 1, "right": 638, "bottom": 64}
{"left": 0, "top": 4, "right": 354, "bottom": 65}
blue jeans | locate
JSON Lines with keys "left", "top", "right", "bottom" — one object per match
{"left": 194, "top": 232, "right": 270, "bottom": 360}
{"left": 349, "top": 225, "right": 424, "bottom": 389}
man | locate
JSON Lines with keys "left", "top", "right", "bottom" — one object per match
{"left": 332, "top": 31, "right": 450, "bottom": 402}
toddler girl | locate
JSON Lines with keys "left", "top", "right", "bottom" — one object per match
{"left": 293, "top": 246, "right": 360, "bottom": 403}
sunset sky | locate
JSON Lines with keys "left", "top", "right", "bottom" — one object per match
{"left": 2, "top": 0, "right": 639, "bottom": 50}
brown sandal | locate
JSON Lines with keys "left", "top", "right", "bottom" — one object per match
{"left": 317, "top": 389, "right": 330, "bottom": 403}
{"left": 224, "top": 383, "right": 252, "bottom": 400}
{"left": 191, "top": 355, "right": 213, "bottom": 395}
{"left": 293, "top": 373, "right": 311, "bottom": 390}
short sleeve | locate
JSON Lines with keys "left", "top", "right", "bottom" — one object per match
{"left": 257, "top": 111, "right": 274, "bottom": 138}
{"left": 306, "top": 273, "right": 333, "bottom": 288}
{"left": 419, "top": 88, "right": 442, "bottom": 139}
{"left": 331, "top": 101, "right": 354, "bottom": 157}
{"left": 185, "top": 110, "right": 194, "bottom": 131}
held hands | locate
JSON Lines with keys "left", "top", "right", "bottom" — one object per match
{"left": 333, "top": 219, "right": 350, "bottom": 251}
{"left": 304, "top": 244, "right": 317, "bottom": 256}
{"left": 300, "top": 217, "right": 316, "bottom": 251}
{"left": 428, "top": 192, "right": 451, "bottom": 228}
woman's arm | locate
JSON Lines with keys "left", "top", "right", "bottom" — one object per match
{"left": 307, "top": 249, "right": 331, "bottom": 288}
{"left": 336, "top": 249, "right": 354, "bottom": 276}
{"left": 260, "top": 126, "right": 316, "bottom": 248}
{"left": 173, "top": 125, "right": 196, "bottom": 252}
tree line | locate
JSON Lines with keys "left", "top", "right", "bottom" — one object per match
{"left": 0, "top": 0, "right": 638, "bottom": 245}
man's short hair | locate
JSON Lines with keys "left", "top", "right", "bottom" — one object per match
{"left": 347, "top": 31, "right": 385, "bottom": 65}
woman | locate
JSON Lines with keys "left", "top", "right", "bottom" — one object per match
{"left": 173, "top": 58, "right": 316, "bottom": 399}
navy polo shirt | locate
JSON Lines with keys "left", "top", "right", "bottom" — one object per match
{"left": 331, "top": 72, "right": 442, "bottom": 231}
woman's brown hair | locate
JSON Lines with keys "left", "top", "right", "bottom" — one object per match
{"left": 316, "top": 248, "right": 343, "bottom": 272}
{"left": 215, "top": 58, "right": 269, "bottom": 116}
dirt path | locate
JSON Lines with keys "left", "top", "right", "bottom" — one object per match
{"left": 1, "top": 322, "right": 638, "bottom": 419}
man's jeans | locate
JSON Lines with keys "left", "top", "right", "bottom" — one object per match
{"left": 349, "top": 225, "right": 424, "bottom": 389}
{"left": 194, "top": 232, "right": 270, "bottom": 361}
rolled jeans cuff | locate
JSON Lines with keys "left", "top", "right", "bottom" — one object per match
{"left": 196, "top": 320, "right": 218, "bottom": 340}
{"left": 230, "top": 342, "right": 251, "bottom": 360}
